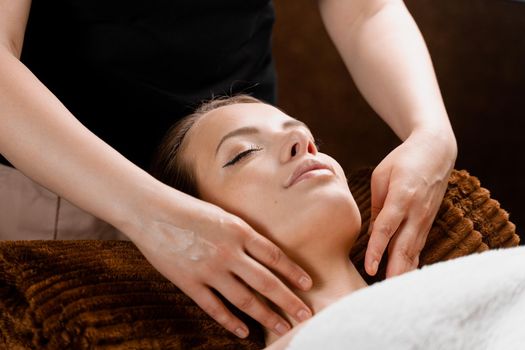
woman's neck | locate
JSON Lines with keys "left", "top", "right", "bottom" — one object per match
{"left": 265, "top": 250, "right": 368, "bottom": 344}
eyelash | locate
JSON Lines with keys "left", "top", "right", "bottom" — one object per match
{"left": 222, "top": 138, "right": 320, "bottom": 168}
{"left": 223, "top": 145, "right": 263, "bottom": 167}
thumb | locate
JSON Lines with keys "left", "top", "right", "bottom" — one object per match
{"left": 367, "top": 168, "right": 391, "bottom": 235}
{"left": 365, "top": 168, "right": 391, "bottom": 273}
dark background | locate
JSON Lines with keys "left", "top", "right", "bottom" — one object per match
{"left": 272, "top": 0, "right": 525, "bottom": 240}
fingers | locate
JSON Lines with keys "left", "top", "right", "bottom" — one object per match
{"left": 365, "top": 189, "right": 407, "bottom": 276}
{"left": 385, "top": 203, "right": 435, "bottom": 278}
{"left": 367, "top": 168, "right": 391, "bottom": 237}
{"left": 214, "top": 274, "right": 296, "bottom": 336}
{"left": 364, "top": 132, "right": 455, "bottom": 278}
{"left": 244, "top": 233, "right": 312, "bottom": 291}
{"left": 365, "top": 167, "right": 397, "bottom": 276}
{"left": 366, "top": 168, "right": 436, "bottom": 277}
{"left": 190, "top": 285, "right": 251, "bottom": 339}
{"left": 232, "top": 257, "right": 312, "bottom": 324}
{"left": 189, "top": 227, "right": 312, "bottom": 338}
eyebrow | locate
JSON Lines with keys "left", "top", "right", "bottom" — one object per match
{"left": 215, "top": 119, "right": 310, "bottom": 155}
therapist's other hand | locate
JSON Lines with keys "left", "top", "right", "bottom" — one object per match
{"left": 128, "top": 190, "right": 313, "bottom": 339}
{"left": 364, "top": 127, "right": 457, "bottom": 278}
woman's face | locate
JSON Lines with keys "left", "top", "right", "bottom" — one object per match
{"left": 182, "top": 103, "right": 361, "bottom": 252}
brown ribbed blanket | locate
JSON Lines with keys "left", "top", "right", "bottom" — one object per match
{"left": 0, "top": 169, "right": 520, "bottom": 349}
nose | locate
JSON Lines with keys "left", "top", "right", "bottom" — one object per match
{"left": 280, "top": 129, "right": 317, "bottom": 163}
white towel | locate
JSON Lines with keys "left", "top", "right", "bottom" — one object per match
{"left": 287, "top": 246, "right": 525, "bottom": 350}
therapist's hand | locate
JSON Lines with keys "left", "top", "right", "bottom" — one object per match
{"left": 364, "top": 127, "right": 457, "bottom": 278}
{"left": 128, "top": 188, "right": 313, "bottom": 339}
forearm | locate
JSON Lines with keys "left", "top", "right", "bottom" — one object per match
{"left": 319, "top": 0, "right": 455, "bottom": 143}
{"left": 0, "top": 46, "right": 177, "bottom": 237}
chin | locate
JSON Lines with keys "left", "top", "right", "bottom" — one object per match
{"left": 312, "top": 189, "right": 360, "bottom": 230}
{"left": 278, "top": 185, "right": 362, "bottom": 251}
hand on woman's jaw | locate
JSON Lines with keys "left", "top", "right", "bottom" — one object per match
{"left": 180, "top": 101, "right": 368, "bottom": 344}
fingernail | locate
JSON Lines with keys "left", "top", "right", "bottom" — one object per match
{"left": 298, "top": 276, "right": 311, "bottom": 290}
{"left": 296, "top": 308, "right": 312, "bottom": 322}
{"left": 371, "top": 260, "right": 379, "bottom": 275}
{"left": 235, "top": 327, "right": 248, "bottom": 338}
{"left": 275, "top": 322, "right": 290, "bottom": 335}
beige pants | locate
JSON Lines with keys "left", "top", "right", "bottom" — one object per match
{"left": 0, "top": 164, "right": 129, "bottom": 241}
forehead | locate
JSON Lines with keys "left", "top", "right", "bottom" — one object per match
{"left": 186, "top": 103, "right": 296, "bottom": 153}
{"left": 198, "top": 102, "right": 293, "bottom": 134}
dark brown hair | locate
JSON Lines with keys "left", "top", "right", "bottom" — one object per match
{"left": 150, "top": 95, "right": 263, "bottom": 197}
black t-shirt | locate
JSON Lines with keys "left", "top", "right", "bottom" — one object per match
{"left": 1, "top": 0, "right": 276, "bottom": 170}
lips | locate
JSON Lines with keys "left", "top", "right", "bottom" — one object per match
{"left": 285, "top": 159, "right": 334, "bottom": 188}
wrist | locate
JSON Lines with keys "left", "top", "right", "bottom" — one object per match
{"left": 114, "top": 175, "right": 205, "bottom": 243}
{"left": 410, "top": 124, "right": 458, "bottom": 162}
{"left": 110, "top": 175, "right": 170, "bottom": 241}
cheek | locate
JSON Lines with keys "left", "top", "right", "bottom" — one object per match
{"left": 199, "top": 165, "right": 285, "bottom": 231}
{"left": 228, "top": 171, "right": 282, "bottom": 221}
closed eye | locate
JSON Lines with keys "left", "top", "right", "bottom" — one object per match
{"left": 223, "top": 146, "right": 263, "bottom": 168}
